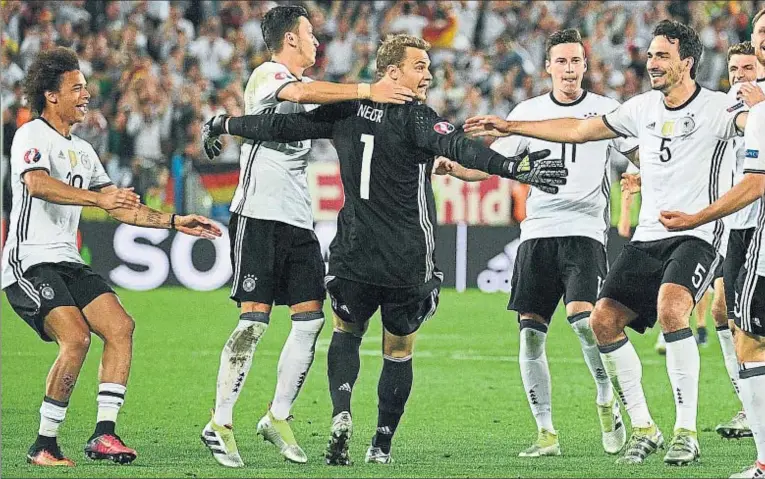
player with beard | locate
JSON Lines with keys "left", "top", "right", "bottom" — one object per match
{"left": 660, "top": 9, "right": 765, "bottom": 479}
{"left": 432, "top": 29, "right": 638, "bottom": 458}
{"left": 464, "top": 19, "right": 754, "bottom": 466}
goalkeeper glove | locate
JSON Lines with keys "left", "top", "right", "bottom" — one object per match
{"left": 502, "top": 149, "right": 567, "bottom": 194}
{"left": 202, "top": 115, "right": 229, "bottom": 160}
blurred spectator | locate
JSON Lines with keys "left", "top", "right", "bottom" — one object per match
{"left": 3, "top": 0, "right": 765, "bottom": 220}
{"left": 189, "top": 18, "right": 233, "bottom": 84}
{"left": 323, "top": 18, "right": 355, "bottom": 81}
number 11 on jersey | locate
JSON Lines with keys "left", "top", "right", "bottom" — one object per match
{"left": 360, "top": 134, "right": 374, "bottom": 200}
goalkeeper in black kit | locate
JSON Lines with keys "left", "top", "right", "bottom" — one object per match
{"left": 203, "top": 34, "right": 566, "bottom": 466}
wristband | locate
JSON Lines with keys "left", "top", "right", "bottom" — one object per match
{"left": 358, "top": 83, "right": 371, "bottom": 100}
{"left": 170, "top": 214, "right": 177, "bottom": 229}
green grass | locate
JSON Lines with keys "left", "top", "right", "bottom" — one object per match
{"left": 1, "top": 288, "right": 756, "bottom": 478}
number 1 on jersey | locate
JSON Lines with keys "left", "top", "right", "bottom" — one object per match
{"left": 360, "top": 134, "right": 374, "bottom": 200}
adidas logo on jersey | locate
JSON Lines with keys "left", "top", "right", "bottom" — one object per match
{"left": 646, "top": 122, "right": 656, "bottom": 130}
{"left": 477, "top": 239, "right": 520, "bottom": 293}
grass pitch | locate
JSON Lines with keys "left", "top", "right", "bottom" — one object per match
{"left": 1, "top": 288, "right": 757, "bottom": 478}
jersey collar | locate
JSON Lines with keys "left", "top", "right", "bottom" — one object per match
{"left": 38, "top": 116, "right": 72, "bottom": 140}
{"left": 548, "top": 90, "right": 587, "bottom": 107}
{"left": 664, "top": 83, "right": 701, "bottom": 111}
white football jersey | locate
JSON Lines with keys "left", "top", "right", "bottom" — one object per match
{"left": 603, "top": 85, "right": 742, "bottom": 255}
{"left": 491, "top": 91, "right": 637, "bottom": 245}
{"left": 2, "top": 118, "right": 112, "bottom": 288}
{"left": 741, "top": 101, "right": 765, "bottom": 277}
{"left": 726, "top": 85, "right": 761, "bottom": 230}
{"left": 230, "top": 61, "right": 318, "bottom": 230}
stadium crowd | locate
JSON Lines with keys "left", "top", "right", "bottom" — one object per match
{"left": 2, "top": 0, "right": 764, "bottom": 216}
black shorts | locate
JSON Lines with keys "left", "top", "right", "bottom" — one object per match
{"left": 229, "top": 214, "right": 325, "bottom": 307}
{"left": 326, "top": 276, "right": 441, "bottom": 337}
{"left": 509, "top": 236, "right": 608, "bottom": 321}
{"left": 724, "top": 228, "right": 755, "bottom": 319}
{"left": 734, "top": 267, "right": 765, "bottom": 337}
{"left": 599, "top": 236, "right": 720, "bottom": 333}
{"left": 3, "top": 262, "right": 114, "bottom": 342}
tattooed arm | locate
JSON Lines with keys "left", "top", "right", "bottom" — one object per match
{"left": 100, "top": 186, "right": 222, "bottom": 239}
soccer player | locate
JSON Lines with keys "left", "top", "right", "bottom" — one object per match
{"left": 203, "top": 34, "right": 566, "bottom": 465}
{"left": 199, "top": 6, "right": 417, "bottom": 468}
{"left": 431, "top": 29, "right": 637, "bottom": 458}
{"left": 464, "top": 20, "right": 752, "bottom": 466}
{"left": 2, "top": 47, "right": 222, "bottom": 467}
{"left": 714, "top": 40, "right": 763, "bottom": 440}
{"left": 659, "top": 11, "right": 765, "bottom": 479}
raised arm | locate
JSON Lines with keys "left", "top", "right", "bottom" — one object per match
{"left": 202, "top": 103, "right": 353, "bottom": 159}
{"left": 462, "top": 115, "right": 618, "bottom": 144}
{"left": 408, "top": 106, "right": 567, "bottom": 192}
{"left": 277, "top": 78, "right": 414, "bottom": 105}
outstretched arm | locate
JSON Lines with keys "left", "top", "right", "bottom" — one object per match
{"left": 408, "top": 106, "right": 566, "bottom": 192}
{"left": 202, "top": 103, "right": 353, "bottom": 159}
{"left": 659, "top": 173, "right": 765, "bottom": 231}
{"left": 101, "top": 186, "right": 222, "bottom": 239}
{"left": 462, "top": 115, "right": 618, "bottom": 144}
{"left": 277, "top": 79, "right": 414, "bottom": 105}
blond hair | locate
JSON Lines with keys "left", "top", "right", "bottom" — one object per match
{"left": 375, "top": 34, "right": 431, "bottom": 79}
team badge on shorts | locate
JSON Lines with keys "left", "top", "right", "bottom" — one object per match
{"left": 40, "top": 284, "right": 55, "bottom": 300}
{"left": 242, "top": 275, "right": 258, "bottom": 293}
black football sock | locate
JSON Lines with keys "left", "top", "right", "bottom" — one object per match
{"left": 372, "top": 355, "right": 413, "bottom": 454}
{"left": 328, "top": 331, "right": 362, "bottom": 417}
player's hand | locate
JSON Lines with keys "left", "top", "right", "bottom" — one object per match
{"left": 174, "top": 214, "right": 223, "bottom": 239}
{"left": 505, "top": 149, "right": 568, "bottom": 194}
{"left": 97, "top": 187, "right": 140, "bottom": 211}
{"left": 433, "top": 156, "right": 456, "bottom": 175}
{"left": 202, "top": 115, "right": 228, "bottom": 160}
{"left": 738, "top": 83, "right": 765, "bottom": 107}
{"left": 620, "top": 173, "right": 641, "bottom": 195}
{"left": 658, "top": 210, "right": 699, "bottom": 231}
{"left": 369, "top": 80, "right": 415, "bottom": 104}
{"left": 463, "top": 115, "right": 513, "bottom": 137}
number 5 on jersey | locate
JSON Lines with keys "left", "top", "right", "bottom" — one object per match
{"left": 360, "top": 134, "right": 374, "bottom": 200}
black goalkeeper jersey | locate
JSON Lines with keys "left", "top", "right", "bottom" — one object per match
{"left": 227, "top": 100, "right": 508, "bottom": 287}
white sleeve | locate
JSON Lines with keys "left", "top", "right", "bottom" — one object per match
{"left": 626, "top": 162, "right": 639, "bottom": 174}
{"left": 711, "top": 91, "right": 747, "bottom": 140}
{"left": 244, "top": 62, "right": 300, "bottom": 109}
{"left": 602, "top": 95, "right": 641, "bottom": 138}
{"left": 10, "top": 124, "right": 52, "bottom": 181}
{"left": 490, "top": 103, "right": 530, "bottom": 157}
{"left": 744, "top": 102, "right": 765, "bottom": 173}
{"left": 89, "top": 153, "right": 113, "bottom": 191}
{"left": 613, "top": 136, "right": 639, "bottom": 155}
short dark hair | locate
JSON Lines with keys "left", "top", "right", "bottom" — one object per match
{"left": 24, "top": 46, "right": 80, "bottom": 115}
{"left": 375, "top": 34, "right": 431, "bottom": 79}
{"left": 261, "top": 5, "right": 309, "bottom": 54}
{"left": 727, "top": 41, "right": 755, "bottom": 63}
{"left": 545, "top": 29, "right": 584, "bottom": 60}
{"left": 652, "top": 19, "right": 703, "bottom": 79}
{"left": 754, "top": 8, "right": 765, "bottom": 28}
